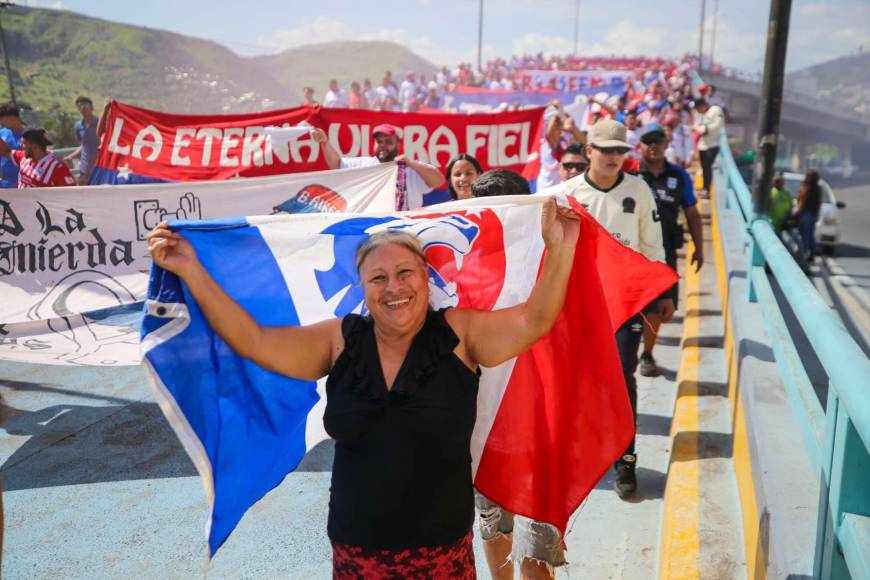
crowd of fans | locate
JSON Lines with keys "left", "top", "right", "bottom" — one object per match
{"left": 302, "top": 53, "right": 723, "bottom": 113}
{"left": 11, "top": 48, "right": 834, "bottom": 580}
{"left": 0, "top": 54, "right": 731, "bottom": 195}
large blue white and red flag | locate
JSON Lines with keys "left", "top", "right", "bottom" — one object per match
{"left": 140, "top": 195, "right": 677, "bottom": 556}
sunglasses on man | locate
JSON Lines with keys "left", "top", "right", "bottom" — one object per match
{"left": 76, "top": 102, "right": 92, "bottom": 110}
{"left": 590, "top": 145, "right": 630, "bottom": 155}
{"left": 561, "top": 162, "right": 588, "bottom": 172}
{"left": 641, "top": 135, "right": 667, "bottom": 146}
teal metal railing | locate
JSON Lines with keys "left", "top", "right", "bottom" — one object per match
{"left": 717, "top": 131, "right": 870, "bottom": 579}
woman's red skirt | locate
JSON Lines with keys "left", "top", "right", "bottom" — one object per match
{"left": 331, "top": 532, "right": 476, "bottom": 579}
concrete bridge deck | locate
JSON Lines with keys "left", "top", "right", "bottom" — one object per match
{"left": 0, "top": 197, "right": 753, "bottom": 579}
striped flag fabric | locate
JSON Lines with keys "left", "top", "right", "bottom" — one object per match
{"left": 140, "top": 194, "right": 677, "bottom": 555}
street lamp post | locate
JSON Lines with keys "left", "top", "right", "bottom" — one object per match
{"left": 477, "top": 0, "right": 484, "bottom": 73}
{"left": 698, "top": 0, "right": 706, "bottom": 70}
{"left": 710, "top": 0, "right": 719, "bottom": 68}
{"left": 573, "top": 0, "right": 581, "bottom": 57}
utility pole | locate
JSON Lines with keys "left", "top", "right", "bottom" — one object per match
{"left": 477, "top": 0, "right": 484, "bottom": 73}
{"left": 0, "top": 1, "right": 16, "bottom": 105}
{"left": 710, "top": 0, "right": 719, "bottom": 68}
{"left": 573, "top": 0, "right": 581, "bottom": 57}
{"left": 752, "top": 0, "right": 792, "bottom": 216}
{"left": 698, "top": 0, "right": 707, "bottom": 71}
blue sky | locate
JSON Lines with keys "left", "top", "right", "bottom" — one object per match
{"left": 21, "top": 0, "right": 870, "bottom": 72}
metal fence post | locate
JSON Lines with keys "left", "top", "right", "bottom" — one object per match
{"left": 815, "top": 387, "right": 839, "bottom": 578}
{"left": 823, "top": 409, "right": 870, "bottom": 579}
{"left": 745, "top": 217, "right": 769, "bottom": 303}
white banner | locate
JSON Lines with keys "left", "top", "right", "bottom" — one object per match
{"left": 0, "top": 163, "right": 397, "bottom": 366}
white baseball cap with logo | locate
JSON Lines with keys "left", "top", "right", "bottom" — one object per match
{"left": 587, "top": 119, "right": 631, "bottom": 149}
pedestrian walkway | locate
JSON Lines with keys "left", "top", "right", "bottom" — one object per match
{"left": 1, "top": 204, "right": 748, "bottom": 579}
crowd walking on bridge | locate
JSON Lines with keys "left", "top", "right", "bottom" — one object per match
{"left": 2, "top": 52, "right": 737, "bottom": 579}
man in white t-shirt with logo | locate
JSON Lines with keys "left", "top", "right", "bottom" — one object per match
{"left": 312, "top": 123, "right": 445, "bottom": 209}
{"left": 561, "top": 118, "right": 674, "bottom": 499}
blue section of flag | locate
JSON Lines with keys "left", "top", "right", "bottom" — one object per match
{"left": 90, "top": 166, "right": 166, "bottom": 185}
{"left": 142, "top": 219, "right": 319, "bottom": 555}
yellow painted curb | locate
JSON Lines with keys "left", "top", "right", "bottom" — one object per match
{"left": 658, "top": 232, "right": 703, "bottom": 580}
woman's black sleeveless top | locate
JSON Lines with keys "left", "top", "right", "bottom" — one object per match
{"left": 324, "top": 308, "right": 479, "bottom": 549}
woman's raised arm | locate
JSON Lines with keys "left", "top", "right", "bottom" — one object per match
{"left": 449, "top": 198, "right": 580, "bottom": 368}
{"left": 147, "top": 223, "right": 340, "bottom": 380}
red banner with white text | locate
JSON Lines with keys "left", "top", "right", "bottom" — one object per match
{"left": 93, "top": 101, "right": 545, "bottom": 184}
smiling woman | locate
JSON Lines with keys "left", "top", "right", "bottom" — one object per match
{"left": 145, "top": 197, "right": 580, "bottom": 577}
{"left": 446, "top": 154, "right": 484, "bottom": 200}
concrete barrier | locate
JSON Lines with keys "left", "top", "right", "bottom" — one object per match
{"left": 710, "top": 169, "right": 819, "bottom": 578}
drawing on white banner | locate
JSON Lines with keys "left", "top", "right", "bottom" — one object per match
{"left": 0, "top": 269, "right": 143, "bottom": 365}
{"left": 272, "top": 184, "right": 347, "bottom": 214}
{"left": 0, "top": 304, "right": 141, "bottom": 366}
{"left": 134, "top": 192, "right": 202, "bottom": 240}
{"left": 27, "top": 269, "right": 139, "bottom": 319}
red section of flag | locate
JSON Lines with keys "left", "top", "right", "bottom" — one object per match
{"left": 474, "top": 207, "right": 678, "bottom": 536}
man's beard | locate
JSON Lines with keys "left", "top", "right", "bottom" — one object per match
{"left": 377, "top": 148, "right": 398, "bottom": 162}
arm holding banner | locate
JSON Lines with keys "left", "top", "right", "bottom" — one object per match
{"left": 96, "top": 100, "right": 112, "bottom": 139}
{"left": 449, "top": 198, "right": 580, "bottom": 369}
{"left": 564, "top": 115, "right": 586, "bottom": 145}
{"left": 545, "top": 111, "right": 563, "bottom": 150}
{"left": 147, "top": 223, "right": 341, "bottom": 380}
{"left": 394, "top": 154, "right": 446, "bottom": 189}
{"left": 311, "top": 127, "right": 341, "bottom": 170}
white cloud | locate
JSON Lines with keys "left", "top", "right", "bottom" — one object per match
{"left": 512, "top": 18, "right": 766, "bottom": 72}
{"left": 254, "top": 16, "right": 468, "bottom": 66}
{"left": 787, "top": 1, "right": 870, "bottom": 69}
{"left": 511, "top": 32, "right": 574, "bottom": 57}
{"left": 255, "top": 16, "right": 354, "bottom": 51}
{"left": 797, "top": 2, "right": 833, "bottom": 17}
{"left": 251, "top": 7, "right": 863, "bottom": 73}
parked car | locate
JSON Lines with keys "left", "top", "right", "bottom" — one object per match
{"left": 781, "top": 172, "right": 846, "bottom": 255}
{"left": 808, "top": 157, "right": 856, "bottom": 181}
{"left": 821, "top": 160, "right": 856, "bottom": 181}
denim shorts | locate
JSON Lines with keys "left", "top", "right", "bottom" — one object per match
{"left": 474, "top": 490, "right": 566, "bottom": 567}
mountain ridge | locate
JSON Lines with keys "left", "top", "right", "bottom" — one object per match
{"left": 786, "top": 51, "right": 870, "bottom": 117}
{"left": 0, "top": 6, "right": 438, "bottom": 117}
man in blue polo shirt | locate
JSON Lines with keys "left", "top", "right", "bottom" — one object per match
{"left": 0, "top": 102, "right": 25, "bottom": 188}
{"left": 638, "top": 123, "right": 704, "bottom": 377}
{"left": 63, "top": 96, "right": 100, "bottom": 184}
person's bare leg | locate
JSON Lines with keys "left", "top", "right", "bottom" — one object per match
{"left": 483, "top": 534, "right": 514, "bottom": 580}
{"left": 642, "top": 312, "right": 662, "bottom": 356}
{"left": 520, "top": 558, "right": 554, "bottom": 580}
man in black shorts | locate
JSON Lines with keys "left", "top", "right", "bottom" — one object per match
{"left": 637, "top": 123, "right": 704, "bottom": 376}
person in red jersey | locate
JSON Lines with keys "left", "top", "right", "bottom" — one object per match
{"left": 0, "top": 128, "right": 76, "bottom": 188}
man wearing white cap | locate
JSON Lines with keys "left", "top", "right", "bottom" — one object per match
{"left": 561, "top": 118, "right": 674, "bottom": 499}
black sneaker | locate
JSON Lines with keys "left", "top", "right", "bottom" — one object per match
{"left": 639, "top": 353, "right": 659, "bottom": 377}
{"left": 614, "top": 454, "right": 637, "bottom": 499}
